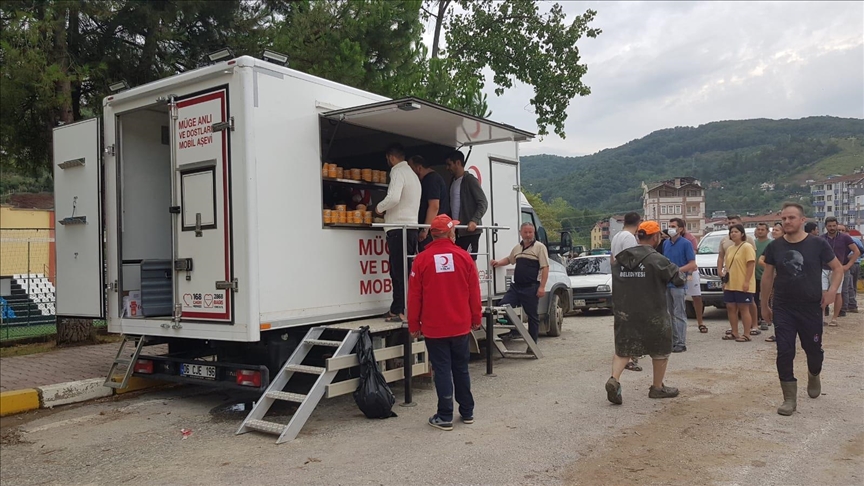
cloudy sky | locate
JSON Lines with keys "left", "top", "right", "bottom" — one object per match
{"left": 450, "top": 1, "right": 864, "bottom": 157}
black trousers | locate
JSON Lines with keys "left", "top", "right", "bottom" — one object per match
{"left": 755, "top": 279, "right": 762, "bottom": 321}
{"left": 387, "top": 229, "right": 418, "bottom": 315}
{"left": 500, "top": 283, "right": 541, "bottom": 343}
{"left": 774, "top": 304, "right": 824, "bottom": 382}
{"left": 455, "top": 234, "right": 481, "bottom": 261}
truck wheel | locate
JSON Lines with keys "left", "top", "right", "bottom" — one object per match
{"left": 686, "top": 301, "right": 696, "bottom": 319}
{"left": 546, "top": 293, "right": 564, "bottom": 337}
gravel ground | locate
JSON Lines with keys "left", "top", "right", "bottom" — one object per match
{"left": 1, "top": 308, "right": 862, "bottom": 486}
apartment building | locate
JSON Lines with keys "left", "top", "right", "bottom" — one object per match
{"left": 641, "top": 177, "right": 706, "bottom": 237}
{"left": 590, "top": 220, "right": 610, "bottom": 249}
{"left": 810, "top": 174, "right": 864, "bottom": 231}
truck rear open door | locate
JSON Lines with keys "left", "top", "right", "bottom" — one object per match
{"left": 173, "top": 88, "right": 234, "bottom": 323}
{"left": 52, "top": 118, "right": 105, "bottom": 318}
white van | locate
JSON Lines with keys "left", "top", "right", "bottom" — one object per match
{"left": 52, "top": 55, "right": 572, "bottom": 389}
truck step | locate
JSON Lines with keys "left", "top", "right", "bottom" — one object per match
{"left": 284, "top": 364, "right": 325, "bottom": 375}
{"left": 265, "top": 391, "right": 307, "bottom": 402}
{"left": 244, "top": 419, "right": 286, "bottom": 435}
{"left": 304, "top": 339, "right": 343, "bottom": 347}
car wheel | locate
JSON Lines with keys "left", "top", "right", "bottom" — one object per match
{"left": 685, "top": 301, "right": 696, "bottom": 319}
{"left": 546, "top": 292, "right": 564, "bottom": 337}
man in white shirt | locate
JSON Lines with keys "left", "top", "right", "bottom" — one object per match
{"left": 611, "top": 212, "right": 641, "bottom": 264}
{"left": 610, "top": 212, "right": 642, "bottom": 372}
{"left": 376, "top": 143, "right": 422, "bottom": 322}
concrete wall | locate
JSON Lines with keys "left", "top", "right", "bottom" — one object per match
{"left": 0, "top": 207, "right": 55, "bottom": 278}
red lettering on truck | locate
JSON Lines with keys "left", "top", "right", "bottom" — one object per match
{"left": 360, "top": 278, "right": 392, "bottom": 295}
{"left": 359, "top": 235, "right": 388, "bottom": 256}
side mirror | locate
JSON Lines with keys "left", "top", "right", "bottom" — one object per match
{"left": 559, "top": 231, "right": 573, "bottom": 255}
{"left": 536, "top": 226, "right": 549, "bottom": 247}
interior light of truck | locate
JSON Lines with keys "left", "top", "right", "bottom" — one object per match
{"left": 236, "top": 370, "right": 262, "bottom": 387}
{"left": 134, "top": 359, "right": 154, "bottom": 374}
{"left": 397, "top": 101, "right": 421, "bottom": 111}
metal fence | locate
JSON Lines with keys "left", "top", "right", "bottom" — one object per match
{"left": 0, "top": 228, "right": 107, "bottom": 342}
{"left": 1, "top": 228, "right": 57, "bottom": 341}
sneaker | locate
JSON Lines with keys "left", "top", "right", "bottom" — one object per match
{"left": 605, "top": 376, "right": 623, "bottom": 405}
{"left": 428, "top": 415, "right": 453, "bottom": 431}
{"left": 460, "top": 416, "right": 474, "bottom": 424}
{"left": 759, "top": 322, "right": 770, "bottom": 331}
{"left": 672, "top": 346, "right": 687, "bottom": 353}
{"left": 649, "top": 384, "right": 680, "bottom": 399}
{"left": 839, "top": 310, "right": 847, "bottom": 317}
{"left": 849, "top": 308, "right": 859, "bottom": 314}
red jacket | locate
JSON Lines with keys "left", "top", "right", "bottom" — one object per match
{"left": 408, "top": 238, "right": 482, "bottom": 338}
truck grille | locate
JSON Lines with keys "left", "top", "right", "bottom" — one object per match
{"left": 699, "top": 267, "right": 718, "bottom": 277}
{"left": 573, "top": 287, "right": 597, "bottom": 294}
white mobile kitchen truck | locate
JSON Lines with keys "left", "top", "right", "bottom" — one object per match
{"left": 52, "top": 56, "right": 572, "bottom": 398}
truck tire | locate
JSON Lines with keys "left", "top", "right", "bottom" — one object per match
{"left": 685, "top": 300, "right": 696, "bottom": 319}
{"left": 546, "top": 292, "right": 564, "bottom": 337}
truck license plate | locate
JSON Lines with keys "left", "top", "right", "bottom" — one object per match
{"left": 181, "top": 363, "right": 216, "bottom": 380}
{"left": 707, "top": 281, "right": 722, "bottom": 290}
{"left": 574, "top": 299, "right": 586, "bottom": 307}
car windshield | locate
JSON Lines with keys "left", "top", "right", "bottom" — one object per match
{"left": 697, "top": 234, "right": 726, "bottom": 254}
{"left": 568, "top": 258, "right": 611, "bottom": 276}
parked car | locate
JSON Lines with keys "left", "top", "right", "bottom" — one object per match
{"left": 692, "top": 227, "right": 764, "bottom": 316}
{"left": 567, "top": 255, "right": 613, "bottom": 312}
{"left": 588, "top": 248, "right": 611, "bottom": 256}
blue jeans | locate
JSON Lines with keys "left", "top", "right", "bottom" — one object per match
{"left": 843, "top": 267, "right": 858, "bottom": 311}
{"left": 500, "top": 283, "right": 540, "bottom": 343}
{"left": 425, "top": 334, "right": 474, "bottom": 422}
{"left": 666, "top": 287, "right": 687, "bottom": 348}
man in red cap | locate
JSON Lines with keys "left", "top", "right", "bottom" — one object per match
{"left": 408, "top": 214, "right": 482, "bottom": 430}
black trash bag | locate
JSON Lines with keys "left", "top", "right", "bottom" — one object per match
{"left": 352, "top": 326, "right": 397, "bottom": 419}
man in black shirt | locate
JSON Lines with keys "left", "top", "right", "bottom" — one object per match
{"left": 408, "top": 156, "right": 450, "bottom": 252}
{"left": 761, "top": 202, "right": 843, "bottom": 416}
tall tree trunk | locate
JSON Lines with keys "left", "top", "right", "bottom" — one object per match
{"left": 57, "top": 318, "right": 97, "bottom": 345}
{"left": 52, "top": 5, "right": 94, "bottom": 344}
{"left": 431, "top": 0, "right": 450, "bottom": 59}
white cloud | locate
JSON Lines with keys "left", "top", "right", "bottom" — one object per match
{"left": 473, "top": 1, "right": 864, "bottom": 156}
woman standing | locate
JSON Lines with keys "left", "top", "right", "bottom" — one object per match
{"left": 721, "top": 224, "right": 757, "bottom": 341}
{"left": 760, "top": 222, "right": 784, "bottom": 342}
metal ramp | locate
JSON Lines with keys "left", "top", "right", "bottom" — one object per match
{"left": 237, "top": 327, "right": 360, "bottom": 444}
{"left": 104, "top": 335, "right": 147, "bottom": 389}
{"left": 485, "top": 305, "right": 543, "bottom": 359}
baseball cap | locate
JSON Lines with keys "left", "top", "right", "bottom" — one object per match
{"left": 638, "top": 221, "right": 661, "bottom": 236}
{"left": 430, "top": 214, "right": 459, "bottom": 234}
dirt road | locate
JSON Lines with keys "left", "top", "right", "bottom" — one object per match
{"left": 1, "top": 309, "right": 862, "bottom": 485}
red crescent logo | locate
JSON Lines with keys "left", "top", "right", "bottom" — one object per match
{"left": 469, "top": 120, "right": 482, "bottom": 138}
{"left": 441, "top": 255, "right": 450, "bottom": 266}
{"left": 468, "top": 166, "right": 482, "bottom": 185}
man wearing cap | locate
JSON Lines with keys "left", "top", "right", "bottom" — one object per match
{"left": 409, "top": 214, "right": 482, "bottom": 431}
{"left": 490, "top": 222, "right": 550, "bottom": 344}
{"left": 606, "top": 221, "right": 685, "bottom": 405}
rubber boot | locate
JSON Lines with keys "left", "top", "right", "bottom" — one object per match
{"left": 807, "top": 372, "right": 821, "bottom": 399}
{"left": 777, "top": 381, "right": 797, "bottom": 416}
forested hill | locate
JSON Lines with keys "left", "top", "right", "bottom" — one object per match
{"left": 521, "top": 116, "right": 864, "bottom": 216}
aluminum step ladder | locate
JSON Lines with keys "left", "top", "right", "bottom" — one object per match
{"left": 485, "top": 305, "right": 543, "bottom": 359}
{"left": 237, "top": 327, "right": 360, "bottom": 444}
{"left": 104, "top": 335, "right": 147, "bottom": 389}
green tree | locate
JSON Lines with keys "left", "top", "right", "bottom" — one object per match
{"left": 423, "top": 0, "right": 601, "bottom": 137}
